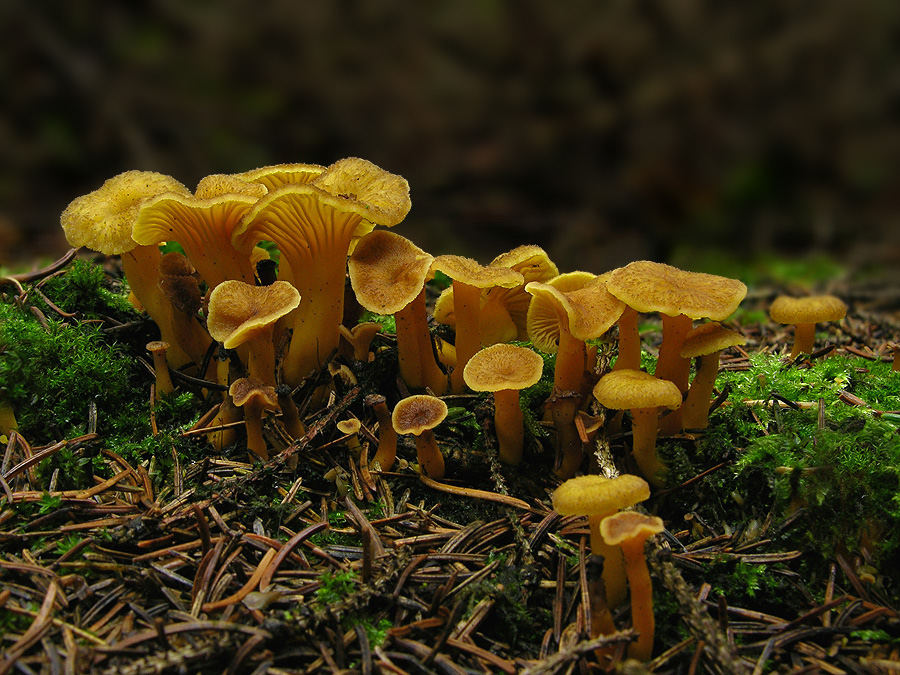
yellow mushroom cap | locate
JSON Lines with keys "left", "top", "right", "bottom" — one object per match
{"left": 593, "top": 370, "right": 683, "bottom": 411}
{"left": 146, "top": 340, "right": 171, "bottom": 353}
{"left": 337, "top": 419, "right": 362, "bottom": 435}
{"left": 195, "top": 174, "right": 268, "bottom": 201}
{"left": 232, "top": 163, "right": 326, "bottom": 192}
{"left": 552, "top": 474, "right": 650, "bottom": 516}
{"left": 430, "top": 255, "right": 523, "bottom": 290}
{"left": 599, "top": 511, "right": 665, "bottom": 546}
{"left": 391, "top": 395, "right": 448, "bottom": 436}
{"left": 525, "top": 273, "right": 624, "bottom": 352}
{"left": 679, "top": 322, "right": 746, "bottom": 359}
{"left": 462, "top": 343, "right": 544, "bottom": 392}
{"left": 207, "top": 280, "right": 301, "bottom": 349}
{"left": 348, "top": 231, "right": 434, "bottom": 314}
{"left": 229, "top": 377, "right": 278, "bottom": 409}
{"left": 607, "top": 261, "right": 747, "bottom": 320}
{"left": 61, "top": 170, "right": 190, "bottom": 255}
{"left": 313, "top": 157, "right": 412, "bottom": 227}
{"left": 769, "top": 295, "right": 848, "bottom": 325}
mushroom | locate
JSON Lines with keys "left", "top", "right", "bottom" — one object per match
{"left": 339, "top": 322, "right": 383, "bottom": 362}
{"left": 392, "top": 394, "right": 448, "bottom": 478}
{"left": 429, "top": 255, "right": 524, "bottom": 394}
{"left": 606, "top": 261, "right": 747, "bottom": 398}
{"left": 592, "top": 370, "right": 682, "bottom": 487}
{"left": 366, "top": 394, "right": 398, "bottom": 471}
{"left": 679, "top": 322, "right": 746, "bottom": 430}
{"left": 337, "top": 418, "right": 363, "bottom": 458}
{"left": 276, "top": 384, "right": 305, "bottom": 440}
{"left": 348, "top": 230, "right": 446, "bottom": 393}
{"left": 206, "top": 280, "right": 301, "bottom": 386}
{"left": 769, "top": 295, "right": 847, "bottom": 359}
{"left": 525, "top": 273, "right": 625, "bottom": 478}
{"left": 133, "top": 174, "right": 266, "bottom": 290}
{"left": 462, "top": 343, "right": 544, "bottom": 465}
{"left": 433, "top": 245, "right": 559, "bottom": 346}
{"left": 157, "top": 252, "right": 212, "bottom": 368}
{"left": 234, "top": 158, "right": 411, "bottom": 387}
{"left": 146, "top": 341, "right": 175, "bottom": 400}
{"left": 229, "top": 377, "right": 279, "bottom": 461}
{"left": 599, "top": 511, "right": 665, "bottom": 661}
{"left": 232, "top": 162, "right": 325, "bottom": 192}
{"left": 60, "top": 170, "right": 196, "bottom": 368}
{"left": 552, "top": 474, "right": 651, "bottom": 612}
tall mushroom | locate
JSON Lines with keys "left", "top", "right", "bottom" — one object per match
{"left": 133, "top": 174, "right": 266, "bottom": 290}
{"left": 592, "top": 370, "right": 682, "bottom": 487}
{"left": 392, "top": 394, "right": 448, "bottom": 479}
{"left": 206, "top": 280, "right": 301, "bottom": 386}
{"left": 769, "top": 295, "right": 847, "bottom": 359}
{"left": 60, "top": 170, "right": 196, "bottom": 368}
{"left": 429, "top": 256, "right": 524, "bottom": 394}
{"left": 462, "top": 343, "right": 544, "bottom": 465}
{"left": 526, "top": 273, "right": 625, "bottom": 478}
{"left": 679, "top": 322, "right": 746, "bottom": 430}
{"left": 599, "top": 512, "right": 665, "bottom": 661}
{"left": 348, "top": 230, "right": 446, "bottom": 393}
{"left": 234, "top": 158, "right": 411, "bottom": 387}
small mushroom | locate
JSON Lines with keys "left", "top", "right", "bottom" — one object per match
{"left": 599, "top": 511, "right": 665, "bottom": 661}
{"left": 157, "top": 252, "right": 212, "bottom": 368}
{"left": 769, "top": 295, "right": 847, "bottom": 359}
{"left": 146, "top": 341, "right": 175, "bottom": 400}
{"left": 207, "top": 280, "right": 301, "bottom": 386}
{"left": 339, "top": 322, "right": 383, "bottom": 362}
{"left": 679, "top": 323, "right": 746, "bottom": 430}
{"left": 592, "top": 370, "right": 682, "bottom": 487}
{"left": 348, "top": 230, "right": 446, "bottom": 392}
{"left": 392, "top": 395, "right": 448, "bottom": 478}
{"left": 229, "top": 377, "right": 279, "bottom": 461}
{"left": 429, "top": 255, "right": 524, "bottom": 394}
{"left": 337, "top": 418, "right": 363, "bottom": 458}
{"left": 462, "top": 343, "right": 544, "bottom": 465}
{"left": 552, "top": 474, "right": 651, "bottom": 613}
{"left": 366, "top": 394, "right": 398, "bottom": 471}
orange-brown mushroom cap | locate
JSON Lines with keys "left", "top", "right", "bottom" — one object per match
{"left": 463, "top": 344, "right": 544, "bottom": 465}
{"left": 679, "top": 323, "right": 746, "bottom": 431}
{"left": 207, "top": 281, "right": 301, "bottom": 349}
{"left": 229, "top": 377, "right": 279, "bottom": 461}
{"left": 392, "top": 394, "right": 449, "bottom": 478}
{"left": 769, "top": 295, "right": 847, "bottom": 358}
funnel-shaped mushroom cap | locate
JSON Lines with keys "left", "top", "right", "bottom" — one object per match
{"left": 593, "top": 370, "right": 683, "bottom": 411}
{"left": 680, "top": 322, "right": 746, "bottom": 358}
{"left": 61, "top": 171, "right": 190, "bottom": 255}
{"left": 348, "top": 231, "right": 434, "bottom": 314}
{"left": 229, "top": 377, "right": 278, "bottom": 409}
{"left": 525, "top": 273, "right": 625, "bottom": 352}
{"left": 552, "top": 474, "right": 650, "bottom": 516}
{"left": 607, "top": 261, "right": 747, "bottom": 320}
{"left": 430, "top": 255, "right": 524, "bottom": 290}
{"left": 600, "top": 511, "right": 665, "bottom": 546}
{"left": 769, "top": 295, "right": 847, "bottom": 325}
{"left": 233, "top": 163, "right": 326, "bottom": 191}
{"left": 463, "top": 344, "right": 544, "bottom": 392}
{"left": 207, "top": 280, "right": 301, "bottom": 349}
{"left": 392, "top": 395, "right": 448, "bottom": 436}
{"left": 132, "top": 179, "right": 263, "bottom": 286}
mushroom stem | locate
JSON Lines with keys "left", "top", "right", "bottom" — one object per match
{"left": 276, "top": 385, "right": 305, "bottom": 440}
{"left": 681, "top": 351, "right": 723, "bottom": 430}
{"left": 620, "top": 537, "right": 656, "bottom": 661}
{"left": 0, "top": 401, "right": 18, "bottom": 436}
{"left": 551, "top": 328, "right": 588, "bottom": 479}
{"left": 587, "top": 512, "right": 628, "bottom": 609}
{"left": 414, "top": 429, "right": 445, "bottom": 479}
{"left": 394, "top": 291, "right": 425, "bottom": 389}
{"left": 630, "top": 407, "right": 666, "bottom": 488}
{"left": 242, "top": 397, "right": 269, "bottom": 462}
{"left": 655, "top": 313, "right": 692, "bottom": 392}
{"left": 147, "top": 342, "right": 175, "bottom": 399}
{"left": 791, "top": 322, "right": 816, "bottom": 358}
{"left": 247, "top": 327, "right": 278, "bottom": 387}
{"left": 493, "top": 388, "right": 525, "bottom": 465}
{"left": 587, "top": 556, "right": 617, "bottom": 646}
{"left": 614, "top": 306, "right": 641, "bottom": 371}
{"left": 450, "top": 281, "right": 483, "bottom": 394}
{"left": 367, "top": 395, "right": 397, "bottom": 471}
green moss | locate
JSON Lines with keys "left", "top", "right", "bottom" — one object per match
{"left": 38, "top": 258, "right": 137, "bottom": 320}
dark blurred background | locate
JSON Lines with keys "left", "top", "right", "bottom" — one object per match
{"left": 2, "top": 0, "right": 899, "bottom": 284}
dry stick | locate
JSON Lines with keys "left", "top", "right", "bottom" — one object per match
{"left": 202, "top": 548, "right": 276, "bottom": 613}
{"left": 258, "top": 521, "right": 329, "bottom": 591}
{"left": 0, "top": 581, "right": 58, "bottom": 675}
{"left": 418, "top": 474, "right": 531, "bottom": 510}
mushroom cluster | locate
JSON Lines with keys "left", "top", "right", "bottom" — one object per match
{"left": 60, "top": 156, "right": 836, "bottom": 492}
